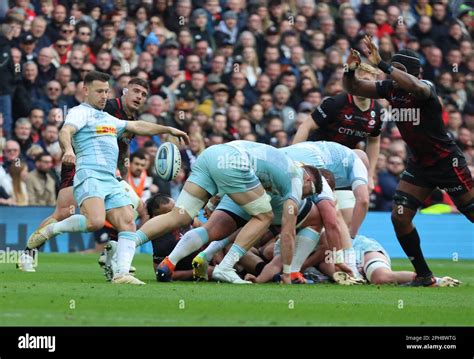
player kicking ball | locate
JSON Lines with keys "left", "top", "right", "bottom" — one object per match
{"left": 24, "top": 71, "right": 188, "bottom": 284}
{"left": 344, "top": 36, "right": 472, "bottom": 286}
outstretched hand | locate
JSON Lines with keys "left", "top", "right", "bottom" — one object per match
{"left": 346, "top": 48, "right": 361, "bottom": 71}
{"left": 362, "top": 35, "right": 381, "bottom": 65}
{"left": 169, "top": 127, "right": 190, "bottom": 145}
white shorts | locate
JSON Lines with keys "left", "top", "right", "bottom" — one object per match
{"left": 335, "top": 190, "right": 355, "bottom": 210}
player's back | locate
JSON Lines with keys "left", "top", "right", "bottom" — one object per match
{"left": 224, "top": 141, "right": 303, "bottom": 201}
{"left": 279, "top": 142, "right": 325, "bottom": 168}
{"left": 66, "top": 103, "right": 127, "bottom": 177}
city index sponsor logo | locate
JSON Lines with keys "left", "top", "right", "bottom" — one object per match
{"left": 96, "top": 125, "right": 117, "bottom": 135}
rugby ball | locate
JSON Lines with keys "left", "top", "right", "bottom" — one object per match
{"left": 155, "top": 142, "right": 181, "bottom": 181}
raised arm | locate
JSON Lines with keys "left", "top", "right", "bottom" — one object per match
{"left": 360, "top": 35, "right": 431, "bottom": 100}
{"left": 59, "top": 124, "right": 77, "bottom": 165}
{"left": 126, "top": 121, "right": 190, "bottom": 144}
{"left": 343, "top": 49, "right": 381, "bottom": 99}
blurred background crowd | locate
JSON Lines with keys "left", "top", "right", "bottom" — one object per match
{"left": 0, "top": 0, "right": 472, "bottom": 213}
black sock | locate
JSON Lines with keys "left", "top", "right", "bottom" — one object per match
{"left": 397, "top": 228, "right": 432, "bottom": 278}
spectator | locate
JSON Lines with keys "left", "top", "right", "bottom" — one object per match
{"left": 128, "top": 150, "right": 156, "bottom": 203}
{"left": 0, "top": 159, "right": 29, "bottom": 206}
{"left": 25, "top": 152, "right": 56, "bottom": 205}
{"left": 376, "top": 154, "right": 405, "bottom": 211}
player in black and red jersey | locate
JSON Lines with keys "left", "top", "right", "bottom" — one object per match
{"left": 343, "top": 35, "right": 472, "bottom": 287}
{"left": 294, "top": 63, "right": 384, "bottom": 194}
{"left": 21, "top": 78, "right": 150, "bottom": 267}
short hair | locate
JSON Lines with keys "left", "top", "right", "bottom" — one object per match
{"left": 356, "top": 63, "right": 380, "bottom": 77}
{"left": 303, "top": 165, "right": 323, "bottom": 195}
{"left": 84, "top": 70, "right": 110, "bottom": 85}
{"left": 15, "top": 118, "right": 31, "bottom": 127}
{"left": 35, "top": 152, "right": 51, "bottom": 162}
{"left": 130, "top": 150, "right": 147, "bottom": 163}
{"left": 146, "top": 193, "right": 173, "bottom": 217}
{"left": 128, "top": 77, "right": 149, "bottom": 92}
{"left": 319, "top": 168, "right": 335, "bottom": 191}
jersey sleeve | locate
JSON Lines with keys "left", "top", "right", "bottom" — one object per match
{"left": 107, "top": 114, "right": 128, "bottom": 137}
{"left": 375, "top": 80, "right": 393, "bottom": 101}
{"left": 64, "top": 106, "right": 87, "bottom": 131}
{"left": 350, "top": 157, "right": 368, "bottom": 189}
{"left": 311, "top": 96, "right": 337, "bottom": 128}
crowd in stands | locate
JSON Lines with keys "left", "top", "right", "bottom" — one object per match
{"left": 0, "top": 0, "right": 472, "bottom": 213}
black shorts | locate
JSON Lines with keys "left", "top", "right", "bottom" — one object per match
{"left": 60, "top": 164, "right": 76, "bottom": 190}
{"left": 401, "top": 151, "right": 473, "bottom": 197}
{"left": 94, "top": 226, "right": 118, "bottom": 244}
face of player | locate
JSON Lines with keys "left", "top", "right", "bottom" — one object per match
{"left": 84, "top": 80, "right": 110, "bottom": 110}
{"left": 125, "top": 84, "right": 148, "bottom": 112}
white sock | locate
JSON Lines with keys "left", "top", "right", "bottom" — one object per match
{"left": 169, "top": 227, "right": 209, "bottom": 265}
{"left": 219, "top": 243, "right": 246, "bottom": 271}
{"left": 200, "top": 237, "right": 231, "bottom": 263}
{"left": 116, "top": 232, "right": 137, "bottom": 275}
{"left": 135, "top": 230, "right": 149, "bottom": 247}
{"left": 50, "top": 214, "right": 87, "bottom": 236}
{"left": 290, "top": 228, "right": 320, "bottom": 273}
{"left": 105, "top": 241, "right": 117, "bottom": 266}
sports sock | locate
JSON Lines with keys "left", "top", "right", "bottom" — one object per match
{"left": 135, "top": 230, "right": 149, "bottom": 247}
{"left": 200, "top": 237, "right": 231, "bottom": 263}
{"left": 290, "top": 228, "right": 320, "bottom": 273}
{"left": 116, "top": 231, "right": 137, "bottom": 275}
{"left": 397, "top": 228, "right": 432, "bottom": 278}
{"left": 218, "top": 243, "right": 246, "bottom": 271}
{"left": 169, "top": 227, "right": 209, "bottom": 266}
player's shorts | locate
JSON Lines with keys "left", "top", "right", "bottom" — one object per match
{"left": 60, "top": 164, "right": 76, "bottom": 190}
{"left": 401, "top": 151, "right": 473, "bottom": 197}
{"left": 187, "top": 144, "right": 261, "bottom": 195}
{"left": 352, "top": 235, "right": 390, "bottom": 267}
{"left": 335, "top": 190, "right": 355, "bottom": 210}
{"left": 217, "top": 195, "right": 312, "bottom": 227}
{"left": 73, "top": 170, "right": 132, "bottom": 211}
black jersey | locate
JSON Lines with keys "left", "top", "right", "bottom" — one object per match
{"left": 375, "top": 80, "right": 459, "bottom": 167}
{"left": 310, "top": 92, "right": 383, "bottom": 148}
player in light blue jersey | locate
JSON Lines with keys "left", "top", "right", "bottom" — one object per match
{"left": 282, "top": 141, "right": 369, "bottom": 239}
{"left": 28, "top": 71, "right": 189, "bottom": 284}
{"left": 134, "top": 140, "right": 323, "bottom": 284}
{"left": 307, "top": 234, "right": 460, "bottom": 287}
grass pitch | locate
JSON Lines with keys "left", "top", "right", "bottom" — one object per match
{"left": 1, "top": 254, "right": 472, "bottom": 326}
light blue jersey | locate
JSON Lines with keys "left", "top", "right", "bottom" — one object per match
{"left": 64, "top": 103, "right": 131, "bottom": 210}
{"left": 282, "top": 141, "right": 367, "bottom": 190}
{"left": 64, "top": 103, "right": 128, "bottom": 177}
{"left": 188, "top": 141, "right": 303, "bottom": 206}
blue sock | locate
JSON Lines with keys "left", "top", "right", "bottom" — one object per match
{"left": 51, "top": 214, "right": 88, "bottom": 235}
{"left": 117, "top": 231, "right": 137, "bottom": 275}
{"left": 169, "top": 227, "right": 209, "bottom": 265}
{"left": 135, "top": 230, "right": 149, "bottom": 247}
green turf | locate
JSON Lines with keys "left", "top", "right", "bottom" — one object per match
{"left": 0, "top": 254, "right": 473, "bottom": 326}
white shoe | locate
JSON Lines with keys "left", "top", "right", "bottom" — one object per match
{"left": 27, "top": 225, "right": 53, "bottom": 249}
{"left": 333, "top": 271, "right": 365, "bottom": 285}
{"left": 435, "top": 276, "right": 461, "bottom": 287}
{"left": 212, "top": 265, "right": 251, "bottom": 284}
{"left": 112, "top": 274, "right": 145, "bottom": 285}
{"left": 17, "top": 252, "right": 36, "bottom": 272}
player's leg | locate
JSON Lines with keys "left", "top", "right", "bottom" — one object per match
{"left": 362, "top": 251, "right": 412, "bottom": 284}
{"left": 157, "top": 209, "right": 239, "bottom": 281}
{"left": 212, "top": 185, "right": 273, "bottom": 283}
{"left": 450, "top": 188, "right": 474, "bottom": 222}
{"left": 391, "top": 179, "right": 434, "bottom": 284}
{"left": 106, "top": 203, "right": 144, "bottom": 285}
{"left": 135, "top": 182, "right": 210, "bottom": 247}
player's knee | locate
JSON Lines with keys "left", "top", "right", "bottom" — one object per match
{"left": 86, "top": 218, "right": 105, "bottom": 232}
{"left": 256, "top": 210, "right": 273, "bottom": 224}
{"left": 391, "top": 210, "right": 410, "bottom": 230}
